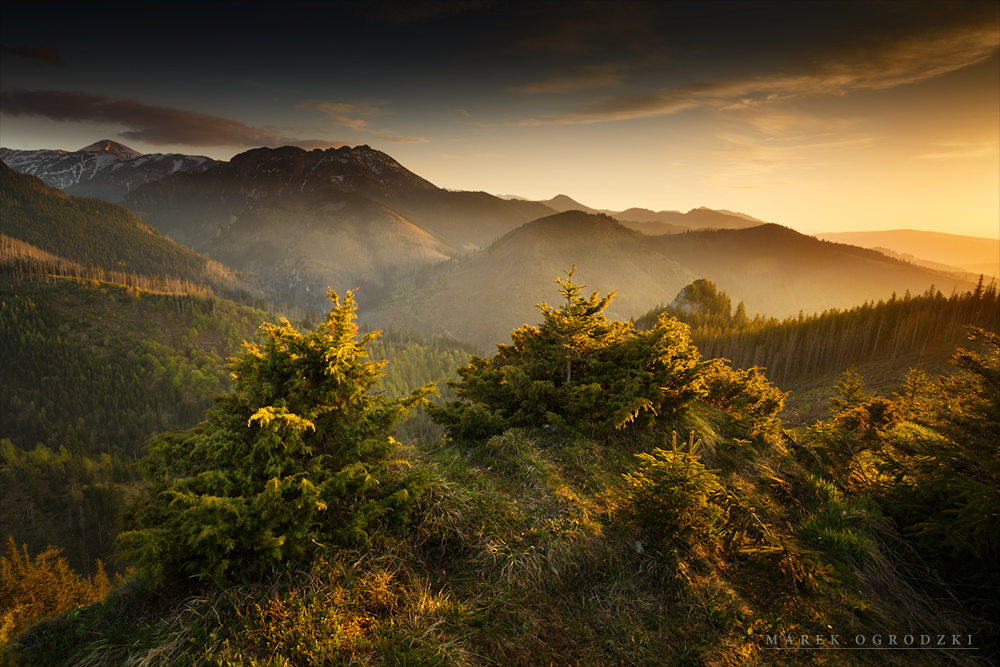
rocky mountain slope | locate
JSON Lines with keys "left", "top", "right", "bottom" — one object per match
{"left": 122, "top": 145, "right": 554, "bottom": 252}
{"left": 0, "top": 140, "right": 217, "bottom": 202}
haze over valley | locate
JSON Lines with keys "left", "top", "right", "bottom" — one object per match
{"left": 2, "top": 139, "right": 990, "bottom": 346}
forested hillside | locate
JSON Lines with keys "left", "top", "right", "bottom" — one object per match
{"left": 636, "top": 277, "right": 1000, "bottom": 387}
{"left": 0, "top": 270, "right": 476, "bottom": 577}
{"left": 0, "top": 278, "right": 271, "bottom": 574}
{"left": 1, "top": 163, "right": 220, "bottom": 285}
{"left": 5, "top": 275, "right": 995, "bottom": 666}
{"left": 650, "top": 224, "right": 978, "bottom": 318}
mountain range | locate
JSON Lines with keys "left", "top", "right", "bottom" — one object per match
{"left": 508, "top": 193, "right": 766, "bottom": 235}
{"left": 364, "top": 211, "right": 698, "bottom": 348}
{"left": 119, "top": 144, "right": 554, "bottom": 254}
{"left": 364, "top": 212, "right": 979, "bottom": 349}
{"left": 816, "top": 229, "right": 999, "bottom": 278}
{"left": 0, "top": 140, "right": 989, "bottom": 349}
{"left": 0, "top": 140, "right": 217, "bottom": 202}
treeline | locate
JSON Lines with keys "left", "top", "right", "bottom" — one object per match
{"left": 1, "top": 162, "right": 232, "bottom": 288}
{"left": 0, "top": 161, "right": 307, "bottom": 315}
{"left": 2, "top": 233, "right": 220, "bottom": 298}
{"left": 0, "top": 233, "right": 306, "bottom": 318}
{"left": 636, "top": 278, "right": 999, "bottom": 385}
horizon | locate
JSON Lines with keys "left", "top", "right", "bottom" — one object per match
{"left": 1, "top": 2, "right": 998, "bottom": 238}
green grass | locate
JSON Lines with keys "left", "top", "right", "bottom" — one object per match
{"left": 5, "top": 421, "right": 988, "bottom": 666}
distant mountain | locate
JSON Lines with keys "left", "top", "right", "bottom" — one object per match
{"left": 0, "top": 140, "right": 217, "bottom": 202}
{"left": 815, "top": 230, "right": 999, "bottom": 278}
{"left": 535, "top": 194, "right": 604, "bottom": 214}
{"left": 78, "top": 139, "right": 143, "bottom": 159}
{"left": 202, "top": 189, "right": 458, "bottom": 311}
{"left": 506, "top": 194, "right": 766, "bottom": 234}
{"left": 650, "top": 224, "right": 979, "bottom": 318}
{"left": 613, "top": 207, "right": 764, "bottom": 233}
{"left": 0, "top": 160, "right": 265, "bottom": 298}
{"left": 122, "top": 145, "right": 555, "bottom": 253}
{"left": 364, "top": 211, "right": 696, "bottom": 349}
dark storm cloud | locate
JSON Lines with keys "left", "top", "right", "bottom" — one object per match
{"left": 0, "top": 43, "right": 65, "bottom": 66}
{"left": 0, "top": 90, "right": 345, "bottom": 149}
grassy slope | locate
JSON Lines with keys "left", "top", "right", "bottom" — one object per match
{"left": 7, "top": 416, "right": 988, "bottom": 666}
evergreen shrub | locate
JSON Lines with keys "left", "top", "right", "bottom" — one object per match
{"left": 429, "top": 268, "right": 707, "bottom": 439}
{"left": 118, "top": 290, "right": 434, "bottom": 585}
{"left": 702, "top": 363, "right": 787, "bottom": 442}
{"left": 623, "top": 435, "right": 724, "bottom": 548}
{"left": 1, "top": 537, "right": 111, "bottom": 644}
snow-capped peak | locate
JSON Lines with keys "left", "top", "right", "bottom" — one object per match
{"left": 77, "top": 140, "right": 143, "bottom": 160}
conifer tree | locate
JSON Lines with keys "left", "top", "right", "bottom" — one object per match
{"left": 883, "top": 327, "right": 1000, "bottom": 610}
{"left": 118, "top": 290, "right": 433, "bottom": 584}
{"left": 429, "top": 268, "right": 707, "bottom": 438}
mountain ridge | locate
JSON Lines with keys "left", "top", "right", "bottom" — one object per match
{"left": 815, "top": 229, "right": 999, "bottom": 277}
{"left": 364, "top": 211, "right": 698, "bottom": 348}
{"left": 119, "top": 145, "right": 557, "bottom": 254}
{"left": 0, "top": 141, "right": 217, "bottom": 202}
{"left": 650, "top": 224, "right": 979, "bottom": 318}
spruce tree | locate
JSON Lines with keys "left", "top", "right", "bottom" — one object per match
{"left": 429, "top": 268, "right": 707, "bottom": 438}
{"left": 118, "top": 290, "right": 433, "bottom": 584}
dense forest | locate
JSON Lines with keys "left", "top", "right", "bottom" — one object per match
{"left": 0, "top": 162, "right": 297, "bottom": 311}
{"left": 636, "top": 277, "right": 1000, "bottom": 387}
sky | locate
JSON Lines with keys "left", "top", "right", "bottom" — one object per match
{"left": 1, "top": 1, "right": 998, "bottom": 238}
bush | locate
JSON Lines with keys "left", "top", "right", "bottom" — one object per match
{"left": 882, "top": 327, "right": 1000, "bottom": 613}
{"left": 623, "top": 435, "right": 723, "bottom": 548}
{"left": 429, "top": 268, "right": 707, "bottom": 439}
{"left": 702, "top": 363, "right": 787, "bottom": 442}
{"left": 118, "top": 290, "right": 434, "bottom": 585}
{"left": 1, "top": 537, "right": 111, "bottom": 645}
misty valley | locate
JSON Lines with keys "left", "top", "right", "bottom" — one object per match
{"left": 1, "top": 142, "right": 998, "bottom": 666}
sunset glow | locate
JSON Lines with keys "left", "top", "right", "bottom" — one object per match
{"left": 2, "top": 2, "right": 998, "bottom": 238}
